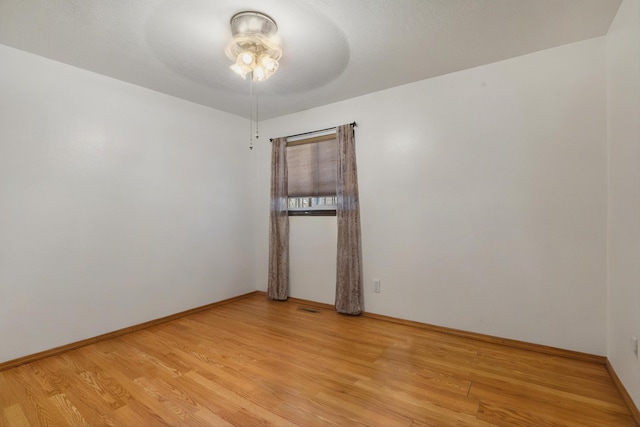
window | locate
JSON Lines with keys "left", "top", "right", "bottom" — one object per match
{"left": 287, "top": 135, "right": 337, "bottom": 216}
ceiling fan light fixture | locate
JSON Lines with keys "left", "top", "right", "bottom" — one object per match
{"left": 225, "top": 11, "right": 282, "bottom": 81}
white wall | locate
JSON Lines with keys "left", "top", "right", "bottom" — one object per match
{"left": 607, "top": 0, "right": 640, "bottom": 408}
{"left": 0, "top": 44, "right": 255, "bottom": 363}
{"left": 256, "top": 37, "right": 608, "bottom": 355}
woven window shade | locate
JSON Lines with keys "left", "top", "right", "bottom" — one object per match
{"left": 287, "top": 137, "right": 337, "bottom": 197}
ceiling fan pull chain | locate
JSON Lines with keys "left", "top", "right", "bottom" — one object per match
{"left": 255, "top": 89, "right": 259, "bottom": 142}
{"left": 249, "top": 73, "right": 254, "bottom": 150}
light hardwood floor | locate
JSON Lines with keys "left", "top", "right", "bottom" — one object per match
{"left": 0, "top": 293, "right": 635, "bottom": 426}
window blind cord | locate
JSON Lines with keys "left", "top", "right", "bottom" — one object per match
{"left": 246, "top": 75, "right": 260, "bottom": 150}
{"left": 255, "top": 89, "right": 259, "bottom": 143}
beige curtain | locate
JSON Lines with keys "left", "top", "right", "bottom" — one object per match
{"left": 335, "top": 124, "right": 363, "bottom": 315}
{"left": 268, "top": 137, "right": 289, "bottom": 300}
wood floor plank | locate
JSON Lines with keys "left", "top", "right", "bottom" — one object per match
{"left": 470, "top": 382, "right": 636, "bottom": 427}
{"left": 130, "top": 376, "right": 214, "bottom": 427}
{"left": 0, "top": 373, "right": 18, "bottom": 410}
{"left": 49, "top": 393, "right": 90, "bottom": 427}
{"left": 474, "top": 350, "right": 623, "bottom": 403}
{"left": 2, "top": 369, "right": 57, "bottom": 427}
{"left": 3, "top": 403, "right": 31, "bottom": 427}
{"left": 476, "top": 399, "right": 632, "bottom": 427}
{"left": 467, "top": 365, "right": 630, "bottom": 414}
{"left": 352, "top": 376, "right": 478, "bottom": 426}
{"left": 10, "top": 366, "right": 63, "bottom": 427}
{"left": 185, "top": 370, "right": 299, "bottom": 427}
{"left": 311, "top": 390, "right": 413, "bottom": 427}
{"left": 1, "top": 293, "right": 636, "bottom": 426}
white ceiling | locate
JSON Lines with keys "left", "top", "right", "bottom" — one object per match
{"left": 0, "top": 0, "right": 622, "bottom": 120}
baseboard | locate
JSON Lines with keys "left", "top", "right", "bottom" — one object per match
{"left": 606, "top": 360, "right": 640, "bottom": 426}
{"left": 0, "top": 291, "right": 260, "bottom": 372}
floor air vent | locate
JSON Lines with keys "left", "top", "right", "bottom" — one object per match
{"left": 298, "top": 307, "right": 320, "bottom": 313}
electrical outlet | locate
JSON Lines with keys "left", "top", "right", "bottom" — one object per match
{"left": 633, "top": 337, "right": 638, "bottom": 358}
{"left": 373, "top": 279, "right": 381, "bottom": 293}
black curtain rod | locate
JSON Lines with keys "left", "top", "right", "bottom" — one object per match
{"left": 269, "top": 121, "right": 357, "bottom": 142}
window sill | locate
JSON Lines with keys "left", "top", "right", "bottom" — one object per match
{"left": 288, "top": 210, "right": 336, "bottom": 217}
